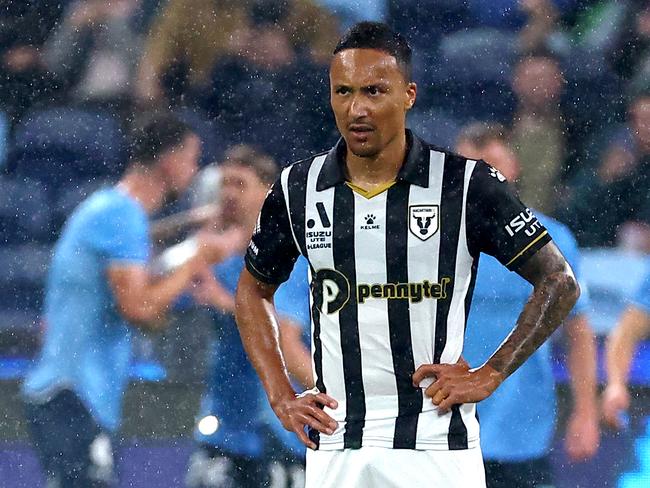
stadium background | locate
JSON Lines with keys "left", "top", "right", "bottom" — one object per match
{"left": 0, "top": 0, "right": 649, "bottom": 486}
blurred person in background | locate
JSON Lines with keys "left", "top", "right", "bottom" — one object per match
{"left": 602, "top": 261, "right": 650, "bottom": 430}
{"left": 0, "top": 0, "right": 65, "bottom": 124}
{"left": 185, "top": 145, "right": 312, "bottom": 487}
{"left": 608, "top": 0, "right": 650, "bottom": 96}
{"left": 562, "top": 91, "right": 650, "bottom": 249}
{"left": 457, "top": 122, "right": 599, "bottom": 488}
{"left": 510, "top": 52, "right": 567, "bottom": 215}
{"left": 41, "top": 0, "right": 144, "bottom": 114}
{"left": 198, "top": 5, "right": 337, "bottom": 162}
{"left": 135, "top": 0, "right": 338, "bottom": 106}
{"left": 21, "top": 113, "right": 241, "bottom": 488}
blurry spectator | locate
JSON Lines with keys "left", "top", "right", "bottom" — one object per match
{"left": 42, "top": 0, "right": 143, "bottom": 112}
{"left": 21, "top": 114, "right": 240, "bottom": 487}
{"left": 562, "top": 92, "right": 650, "bottom": 248}
{"left": 608, "top": 0, "right": 650, "bottom": 94}
{"left": 0, "top": 0, "right": 66, "bottom": 124}
{"left": 185, "top": 145, "right": 312, "bottom": 487}
{"left": 198, "top": 18, "right": 336, "bottom": 163}
{"left": 602, "top": 259, "right": 650, "bottom": 430}
{"left": 135, "top": 0, "right": 339, "bottom": 105}
{"left": 510, "top": 53, "right": 566, "bottom": 214}
{"left": 518, "top": 0, "right": 571, "bottom": 56}
{"left": 457, "top": 122, "right": 599, "bottom": 488}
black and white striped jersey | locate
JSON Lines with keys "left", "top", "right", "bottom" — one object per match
{"left": 245, "top": 130, "right": 551, "bottom": 452}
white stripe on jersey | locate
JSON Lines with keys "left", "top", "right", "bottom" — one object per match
{"left": 352, "top": 191, "right": 398, "bottom": 436}
{"left": 440, "top": 159, "right": 476, "bottom": 364}
{"left": 301, "top": 156, "right": 347, "bottom": 437}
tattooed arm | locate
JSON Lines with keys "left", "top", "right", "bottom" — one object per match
{"left": 413, "top": 241, "right": 580, "bottom": 412}
{"left": 485, "top": 241, "right": 580, "bottom": 376}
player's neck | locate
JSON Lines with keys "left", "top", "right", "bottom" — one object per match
{"left": 345, "top": 131, "right": 406, "bottom": 190}
{"left": 117, "top": 168, "right": 167, "bottom": 214}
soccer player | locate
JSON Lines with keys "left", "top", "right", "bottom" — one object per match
{"left": 22, "top": 114, "right": 238, "bottom": 488}
{"left": 235, "top": 22, "right": 580, "bottom": 487}
{"left": 602, "top": 262, "right": 650, "bottom": 429}
{"left": 185, "top": 146, "right": 312, "bottom": 488}
{"left": 457, "top": 123, "right": 599, "bottom": 487}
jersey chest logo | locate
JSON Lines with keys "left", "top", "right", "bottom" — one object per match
{"left": 409, "top": 205, "right": 439, "bottom": 241}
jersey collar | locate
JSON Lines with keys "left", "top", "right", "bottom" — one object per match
{"left": 316, "top": 129, "right": 430, "bottom": 191}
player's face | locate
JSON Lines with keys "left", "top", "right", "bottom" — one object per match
{"left": 218, "top": 163, "right": 268, "bottom": 225}
{"left": 330, "top": 49, "right": 416, "bottom": 158}
{"left": 161, "top": 134, "right": 201, "bottom": 196}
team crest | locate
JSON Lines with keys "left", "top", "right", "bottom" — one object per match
{"left": 409, "top": 205, "right": 439, "bottom": 241}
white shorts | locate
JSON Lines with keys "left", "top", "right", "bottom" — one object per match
{"left": 306, "top": 446, "right": 486, "bottom": 488}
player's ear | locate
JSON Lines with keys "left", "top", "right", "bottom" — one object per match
{"left": 405, "top": 82, "right": 417, "bottom": 111}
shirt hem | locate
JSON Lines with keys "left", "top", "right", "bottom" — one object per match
{"left": 316, "top": 436, "right": 480, "bottom": 451}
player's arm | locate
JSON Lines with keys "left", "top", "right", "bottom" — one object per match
{"left": 279, "top": 317, "right": 314, "bottom": 389}
{"left": 486, "top": 242, "right": 579, "bottom": 377}
{"left": 414, "top": 161, "right": 579, "bottom": 411}
{"left": 602, "top": 305, "right": 650, "bottom": 428}
{"left": 108, "top": 231, "right": 238, "bottom": 331}
{"left": 235, "top": 179, "right": 336, "bottom": 449}
{"left": 563, "top": 312, "right": 599, "bottom": 460}
{"left": 236, "top": 270, "right": 337, "bottom": 449}
{"left": 150, "top": 204, "right": 218, "bottom": 242}
{"left": 415, "top": 242, "right": 578, "bottom": 411}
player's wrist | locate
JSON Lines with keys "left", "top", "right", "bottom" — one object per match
{"left": 268, "top": 383, "right": 298, "bottom": 409}
{"left": 477, "top": 362, "right": 505, "bottom": 389}
{"left": 606, "top": 380, "right": 628, "bottom": 393}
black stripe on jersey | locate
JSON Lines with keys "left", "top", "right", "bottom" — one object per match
{"left": 309, "top": 262, "right": 325, "bottom": 449}
{"left": 286, "top": 162, "right": 310, "bottom": 256}
{"left": 448, "top": 405, "right": 469, "bottom": 450}
{"left": 333, "top": 185, "right": 365, "bottom": 449}
{"left": 434, "top": 153, "right": 469, "bottom": 450}
{"left": 464, "top": 258, "right": 479, "bottom": 333}
{"left": 386, "top": 183, "right": 422, "bottom": 449}
{"left": 309, "top": 301, "right": 324, "bottom": 448}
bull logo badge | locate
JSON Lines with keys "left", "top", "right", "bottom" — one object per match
{"left": 409, "top": 205, "right": 439, "bottom": 241}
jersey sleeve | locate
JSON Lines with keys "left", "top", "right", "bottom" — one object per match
{"left": 466, "top": 160, "right": 551, "bottom": 271}
{"left": 245, "top": 179, "right": 300, "bottom": 285}
{"left": 95, "top": 203, "right": 149, "bottom": 265}
{"left": 632, "top": 263, "right": 650, "bottom": 314}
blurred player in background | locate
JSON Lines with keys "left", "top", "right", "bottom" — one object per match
{"left": 602, "top": 261, "right": 650, "bottom": 429}
{"left": 457, "top": 122, "right": 599, "bottom": 488}
{"left": 21, "top": 113, "right": 239, "bottom": 488}
{"left": 185, "top": 145, "right": 312, "bottom": 488}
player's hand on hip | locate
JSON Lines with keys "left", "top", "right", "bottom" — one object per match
{"left": 601, "top": 382, "right": 630, "bottom": 429}
{"left": 273, "top": 388, "right": 339, "bottom": 450}
{"left": 412, "top": 358, "right": 503, "bottom": 414}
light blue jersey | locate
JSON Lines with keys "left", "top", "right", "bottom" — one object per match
{"left": 632, "top": 260, "right": 650, "bottom": 314}
{"left": 22, "top": 188, "right": 149, "bottom": 432}
{"left": 196, "top": 256, "right": 311, "bottom": 459}
{"left": 463, "top": 214, "right": 589, "bottom": 462}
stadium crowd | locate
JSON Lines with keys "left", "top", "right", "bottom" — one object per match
{"left": 0, "top": 1, "right": 649, "bottom": 487}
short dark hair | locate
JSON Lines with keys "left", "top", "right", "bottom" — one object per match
{"left": 333, "top": 21, "right": 412, "bottom": 81}
{"left": 221, "top": 144, "right": 279, "bottom": 185}
{"left": 129, "top": 113, "right": 194, "bottom": 165}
